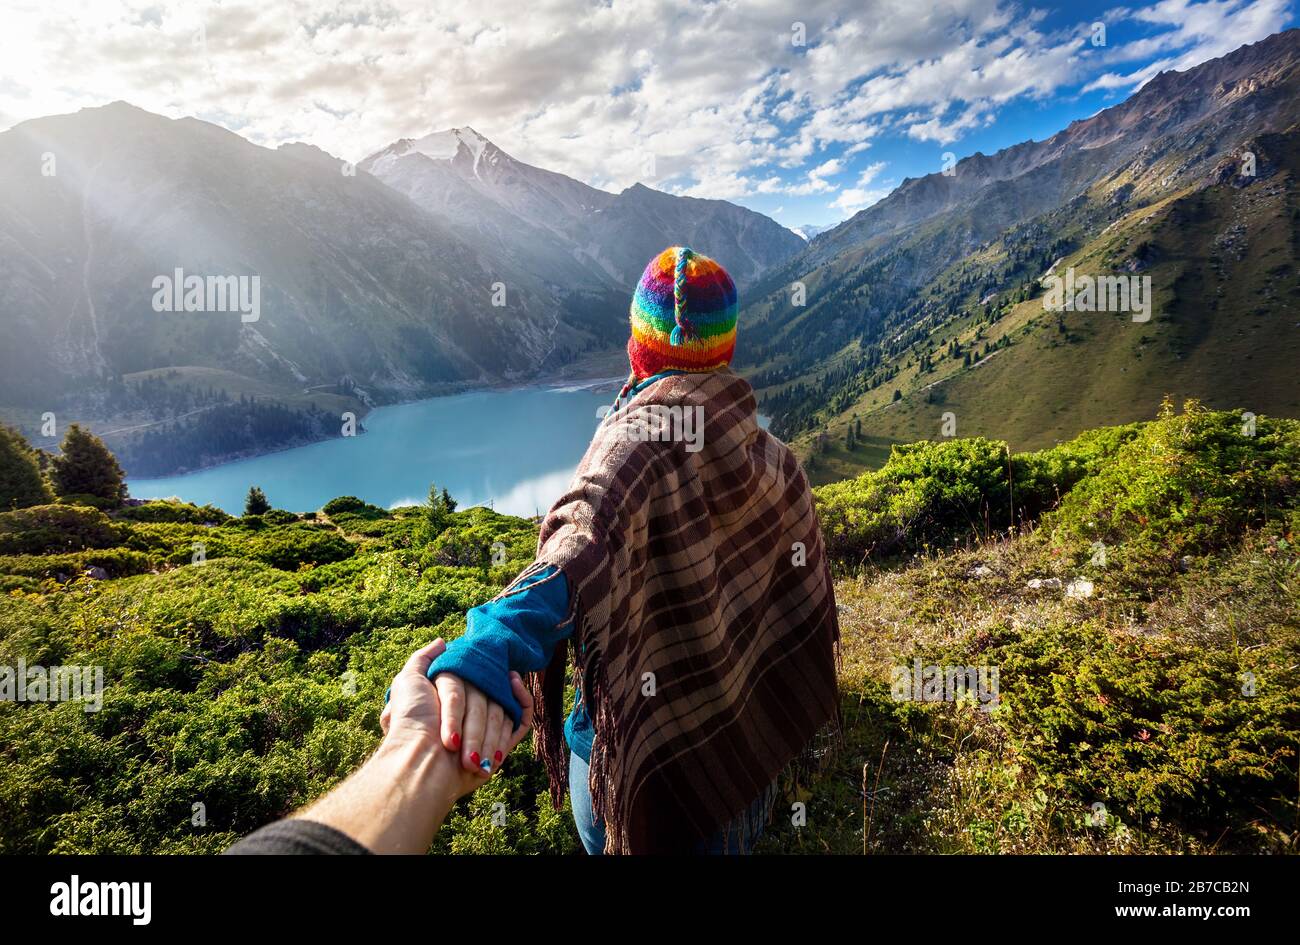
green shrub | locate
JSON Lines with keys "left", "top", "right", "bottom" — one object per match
{"left": 1045, "top": 402, "right": 1300, "bottom": 581}
{"left": 0, "top": 504, "right": 124, "bottom": 555}
{"left": 57, "top": 493, "right": 122, "bottom": 511}
{"left": 415, "top": 507, "right": 540, "bottom": 577}
{"left": 120, "top": 521, "right": 238, "bottom": 567}
{"left": 322, "top": 496, "right": 378, "bottom": 517}
{"left": 0, "top": 574, "right": 38, "bottom": 593}
{"left": 929, "top": 616, "right": 1300, "bottom": 827}
{"left": 118, "top": 501, "right": 231, "bottom": 525}
{"left": 0, "top": 548, "right": 151, "bottom": 580}
{"left": 332, "top": 514, "right": 405, "bottom": 541}
{"left": 243, "top": 525, "right": 355, "bottom": 572}
{"left": 817, "top": 438, "right": 1072, "bottom": 564}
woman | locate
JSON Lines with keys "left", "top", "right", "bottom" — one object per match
{"left": 427, "top": 247, "right": 840, "bottom": 854}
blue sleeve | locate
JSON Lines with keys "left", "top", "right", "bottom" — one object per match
{"left": 424, "top": 565, "right": 573, "bottom": 727}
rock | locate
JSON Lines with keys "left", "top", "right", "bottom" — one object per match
{"left": 1066, "top": 579, "right": 1094, "bottom": 599}
{"left": 836, "top": 603, "right": 857, "bottom": 615}
{"left": 1027, "top": 577, "right": 1062, "bottom": 590}
{"left": 968, "top": 566, "right": 993, "bottom": 579}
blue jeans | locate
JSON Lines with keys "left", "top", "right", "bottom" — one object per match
{"left": 568, "top": 750, "right": 778, "bottom": 855}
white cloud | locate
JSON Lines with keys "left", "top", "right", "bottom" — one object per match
{"left": 829, "top": 186, "right": 891, "bottom": 216}
{"left": 856, "top": 161, "right": 887, "bottom": 186}
{"left": 810, "top": 158, "right": 843, "bottom": 179}
{"left": 822, "top": 157, "right": 889, "bottom": 215}
{"left": 906, "top": 103, "right": 994, "bottom": 144}
{"left": 0, "top": 0, "right": 1289, "bottom": 203}
{"left": 1082, "top": 0, "right": 1290, "bottom": 91}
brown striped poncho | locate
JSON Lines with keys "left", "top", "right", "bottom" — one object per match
{"left": 523, "top": 368, "right": 839, "bottom": 854}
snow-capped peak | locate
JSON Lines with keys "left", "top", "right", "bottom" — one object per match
{"left": 790, "top": 222, "right": 836, "bottom": 241}
{"left": 410, "top": 126, "right": 492, "bottom": 164}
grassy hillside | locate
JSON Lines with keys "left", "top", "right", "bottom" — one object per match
{"left": 785, "top": 128, "right": 1300, "bottom": 486}
{"left": 0, "top": 496, "right": 580, "bottom": 853}
{"left": 764, "top": 403, "right": 1299, "bottom": 853}
{"left": 1, "top": 402, "right": 1296, "bottom": 853}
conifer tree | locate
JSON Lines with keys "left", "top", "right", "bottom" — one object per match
{"left": 50, "top": 424, "right": 127, "bottom": 506}
{"left": 0, "top": 424, "right": 54, "bottom": 510}
{"left": 244, "top": 486, "right": 271, "bottom": 516}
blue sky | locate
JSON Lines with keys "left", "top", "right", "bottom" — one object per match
{"left": 738, "top": 0, "right": 1299, "bottom": 226}
{"left": 1, "top": 1, "right": 1295, "bottom": 228}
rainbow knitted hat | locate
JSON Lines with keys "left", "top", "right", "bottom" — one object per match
{"left": 626, "top": 246, "right": 738, "bottom": 382}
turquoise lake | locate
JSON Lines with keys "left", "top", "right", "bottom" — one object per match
{"left": 127, "top": 381, "right": 622, "bottom": 516}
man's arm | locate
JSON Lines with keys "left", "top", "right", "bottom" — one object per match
{"left": 288, "top": 727, "right": 461, "bottom": 855}
{"left": 225, "top": 639, "right": 533, "bottom": 855}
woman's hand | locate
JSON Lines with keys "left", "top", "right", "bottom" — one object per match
{"left": 430, "top": 673, "right": 516, "bottom": 777}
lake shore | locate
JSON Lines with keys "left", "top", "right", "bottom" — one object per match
{"left": 111, "top": 348, "right": 633, "bottom": 481}
{"left": 124, "top": 375, "right": 621, "bottom": 515}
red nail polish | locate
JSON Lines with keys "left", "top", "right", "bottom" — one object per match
{"left": 450, "top": 733, "right": 460, "bottom": 749}
{"left": 494, "top": 751, "right": 503, "bottom": 763}
{"left": 470, "top": 751, "right": 481, "bottom": 766}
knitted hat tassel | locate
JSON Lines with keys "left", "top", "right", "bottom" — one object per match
{"left": 669, "top": 247, "right": 696, "bottom": 346}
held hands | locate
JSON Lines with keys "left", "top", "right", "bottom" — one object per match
{"left": 292, "top": 640, "right": 533, "bottom": 854}
{"left": 381, "top": 639, "right": 533, "bottom": 797}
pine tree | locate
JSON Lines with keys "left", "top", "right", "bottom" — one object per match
{"left": 0, "top": 425, "right": 54, "bottom": 510}
{"left": 50, "top": 424, "right": 126, "bottom": 506}
{"left": 417, "top": 483, "right": 458, "bottom": 543}
{"left": 244, "top": 486, "right": 271, "bottom": 515}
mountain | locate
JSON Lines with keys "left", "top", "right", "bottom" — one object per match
{"left": 360, "top": 129, "right": 805, "bottom": 289}
{"left": 0, "top": 104, "right": 800, "bottom": 417}
{"left": 358, "top": 128, "right": 613, "bottom": 293}
{"left": 0, "top": 103, "right": 605, "bottom": 411}
{"left": 742, "top": 29, "right": 1300, "bottom": 480}
{"left": 790, "top": 222, "right": 838, "bottom": 241}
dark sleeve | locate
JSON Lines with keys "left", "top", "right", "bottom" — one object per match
{"left": 223, "top": 818, "right": 371, "bottom": 855}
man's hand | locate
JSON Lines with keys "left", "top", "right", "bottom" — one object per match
{"left": 430, "top": 672, "right": 517, "bottom": 778}
{"left": 380, "top": 638, "right": 449, "bottom": 747}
